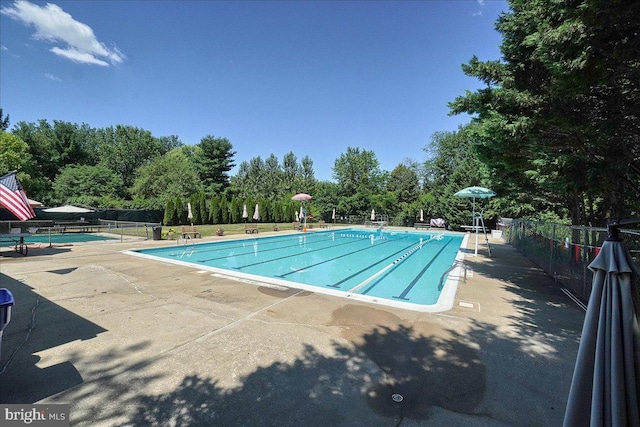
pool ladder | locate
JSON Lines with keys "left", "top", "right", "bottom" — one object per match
{"left": 176, "top": 234, "right": 196, "bottom": 257}
{"left": 437, "top": 260, "right": 467, "bottom": 291}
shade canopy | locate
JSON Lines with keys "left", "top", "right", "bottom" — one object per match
{"left": 564, "top": 237, "right": 640, "bottom": 426}
{"left": 43, "top": 205, "right": 93, "bottom": 213}
{"left": 291, "top": 193, "right": 312, "bottom": 201}
{"left": 453, "top": 186, "right": 496, "bottom": 199}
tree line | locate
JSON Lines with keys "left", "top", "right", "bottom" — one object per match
{"left": 2, "top": 0, "right": 638, "bottom": 227}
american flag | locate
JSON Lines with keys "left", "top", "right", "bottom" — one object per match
{"left": 0, "top": 171, "right": 36, "bottom": 221}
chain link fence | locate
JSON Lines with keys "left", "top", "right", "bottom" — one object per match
{"left": 503, "top": 219, "right": 640, "bottom": 305}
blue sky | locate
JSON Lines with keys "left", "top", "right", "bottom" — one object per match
{"left": 1, "top": 0, "right": 508, "bottom": 181}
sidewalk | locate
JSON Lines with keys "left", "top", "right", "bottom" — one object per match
{"left": 0, "top": 233, "right": 585, "bottom": 426}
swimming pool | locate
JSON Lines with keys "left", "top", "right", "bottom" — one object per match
{"left": 127, "top": 228, "right": 468, "bottom": 312}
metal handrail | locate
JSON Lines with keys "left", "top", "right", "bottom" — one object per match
{"left": 438, "top": 260, "right": 467, "bottom": 291}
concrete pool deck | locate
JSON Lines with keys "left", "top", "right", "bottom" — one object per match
{"left": 0, "top": 230, "right": 586, "bottom": 426}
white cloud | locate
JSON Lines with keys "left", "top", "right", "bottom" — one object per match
{"left": 477, "top": 0, "right": 485, "bottom": 5}
{"left": 44, "top": 73, "right": 62, "bottom": 81}
{"left": 1, "top": 45, "right": 7, "bottom": 51}
{"left": 0, "top": 0, "right": 125, "bottom": 66}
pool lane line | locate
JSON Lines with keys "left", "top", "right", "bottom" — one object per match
{"left": 231, "top": 236, "right": 384, "bottom": 270}
{"left": 327, "top": 240, "right": 426, "bottom": 289}
{"left": 275, "top": 239, "right": 401, "bottom": 279}
{"left": 194, "top": 233, "right": 340, "bottom": 263}
{"left": 192, "top": 230, "right": 392, "bottom": 262}
{"left": 185, "top": 233, "right": 335, "bottom": 259}
{"left": 392, "top": 238, "right": 454, "bottom": 300}
{"left": 346, "top": 241, "right": 425, "bottom": 294}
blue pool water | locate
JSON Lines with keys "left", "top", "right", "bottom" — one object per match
{"left": 128, "top": 228, "right": 468, "bottom": 312}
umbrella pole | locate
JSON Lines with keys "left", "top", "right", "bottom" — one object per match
{"left": 473, "top": 196, "right": 478, "bottom": 256}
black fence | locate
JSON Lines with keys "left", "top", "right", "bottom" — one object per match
{"left": 0, "top": 208, "right": 163, "bottom": 224}
{"left": 504, "top": 219, "right": 640, "bottom": 305}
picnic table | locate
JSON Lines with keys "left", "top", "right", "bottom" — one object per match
{"left": 0, "top": 233, "right": 30, "bottom": 256}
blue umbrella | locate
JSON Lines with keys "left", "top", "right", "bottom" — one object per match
{"left": 454, "top": 186, "right": 496, "bottom": 255}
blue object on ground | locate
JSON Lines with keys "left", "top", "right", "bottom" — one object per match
{"left": 0, "top": 288, "right": 15, "bottom": 358}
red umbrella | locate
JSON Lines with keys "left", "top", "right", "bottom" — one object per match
{"left": 292, "top": 194, "right": 312, "bottom": 230}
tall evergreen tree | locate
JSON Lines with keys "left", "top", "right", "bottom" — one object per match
{"left": 449, "top": 0, "right": 640, "bottom": 225}
{"left": 195, "top": 135, "right": 236, "bottom": 194}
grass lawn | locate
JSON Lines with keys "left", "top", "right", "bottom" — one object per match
{"left": 159, "top": 222, "right": 341, "bottom": 239}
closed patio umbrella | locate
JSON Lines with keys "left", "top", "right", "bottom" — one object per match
{"left": 253, "top": 204, "right": 259, "bottom": 221}
{"left": 242, "top": 204, "right": 248, "bottom": 221}
{"left": 564, "top": 218, "right": 640, "bottom": 427}
{"left": 371, "top": 209, "right": 375, "bottom": 221}
{"left": 187, "top": 202, "right": 193, "bottom": 225}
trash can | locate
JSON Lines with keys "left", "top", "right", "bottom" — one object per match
{"left": 152, "top": 226, "right": 162, "bottom": 240}
{"left": 0, "top": 288, "right": 15, "bottom": 359}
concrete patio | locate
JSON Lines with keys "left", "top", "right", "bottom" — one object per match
{"left": 0, "top": 230, "right": 585, "bottom": 426}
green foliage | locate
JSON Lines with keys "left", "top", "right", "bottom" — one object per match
{"left": 53, "top": 164, "right": 124, "bottom": 202}
{"left": 174, "top": 196, "right": 186, "bottom": 225}
{"left": 230, "top": 151, "right": 316, "bottom": 201}
{"left": 332, "top": 147, "right": 383, "bottom": 197}
{"left": 219, "top": 196, "right": 229, "bottom": 224}
{"left": 0, "top": 132, "right": 32, "bottom": 182}
{"left": 198, "top": 193, "right": 208, "bottom": 225}
{"left": 195, "top": 135, "right": 236, "bottom": 194}
{"left": 450, "top": 0, "right": 640, "bottom": 225}
{"left": 95, "top": 125, "right": 165, "bottom": 190}
{"left": 387, "top": 164, "right": 419, "bottom": 204}
{"left": 164, "top": 198, "right": 176, "bottom": 226}
{"left": 130, "top": 148, "right": 202, "bottom": 203}
{"left": 0, "top": 108, "right": 9, "bottom": 131}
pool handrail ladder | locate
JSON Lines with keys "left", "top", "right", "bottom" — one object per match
{"left": 438, "top": 260, "right": 467, "bottom": 291}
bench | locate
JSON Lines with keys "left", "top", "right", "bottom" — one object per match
{"left": 318, "top": 220, "right": 328, "bottom": 228}
{"left": 181, "top": 225, "right": 201, "bottom": 238}
{"left": 414, "top": 222, "right": 430, "bottom": 230}
{"left": 245, "top": 223, "right": 258, "bottom": 234}
{"left": 292, "top": 221, "right": 301, "bottom": 230}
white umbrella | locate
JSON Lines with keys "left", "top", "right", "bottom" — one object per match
{"left": 43, "top": 205, "right": 93, "bottom": 213}
{"left": 28, "top": 198, "right": 43, "bottom": 207}
{"left": 420, "top": 209, "right": 424, "bottom": 222}
{"left": 253, "top": 204, "right": 259, "bottom": 221}
{"left": 187, "top": 202, "right": 193, "bottom": 225}
{"left": 371, "top": 209, "right": 375, "bottom": 221}
{"left": 332, "top": 208, "right": 336, "bottom": 221}
{"left": 295, "top": 211, "right": 299, "bottom": 222}
{"left": 564, "top": 221, "right": 640, "bottom": 426}
{"left": 242, "top": 204, "right": 248, "bottom": 220}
